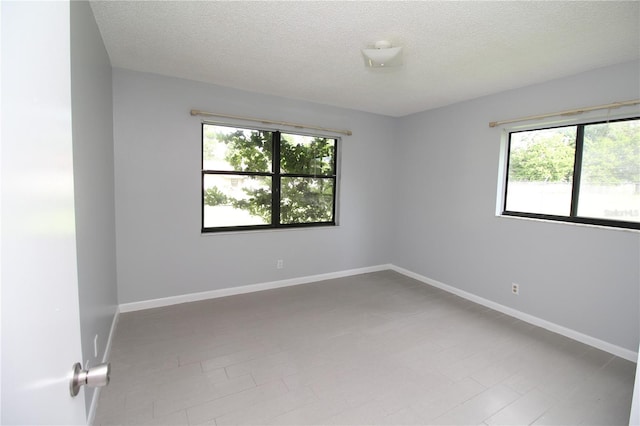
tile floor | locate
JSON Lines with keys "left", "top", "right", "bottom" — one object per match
{"left": 94, "top": 271, "right": 637, "bottom": 425}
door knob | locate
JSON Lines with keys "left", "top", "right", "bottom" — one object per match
{"left": 70, "top": 362, "right": 110, "bottom": 397}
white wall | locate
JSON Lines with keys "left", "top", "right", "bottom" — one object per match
{"left": 112, "top": 69, "right": 395, "bottom": 304}
{"left": 70, "top": 1, "right": 118, "bottom": 415}
{"left": 392, "top": 61, "right": 640, "bottom": 352}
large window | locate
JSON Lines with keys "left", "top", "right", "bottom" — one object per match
{"left": 503, "top": 117, "right": 639, "bottom": 230}
{"left": 202, "top": 124, "right": 338, "bottom": 232}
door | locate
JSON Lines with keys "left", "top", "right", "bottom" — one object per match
{"left": 1, "top": 1, "right": 87, "bottom": 424}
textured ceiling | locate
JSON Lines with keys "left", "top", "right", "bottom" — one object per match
{"left": 90, "top": 1, "right": 640, "bottom": 117}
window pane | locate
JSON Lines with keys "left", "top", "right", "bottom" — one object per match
{"left": 280, "top": 134, "right": 335, "bottom": 175}
{"left": 577, "top": 120, "right": 640, "bottom": 223}
{"left": 203, "top": 174, "right": 272, "bottom": 228}
{"left": 281, "top": 177, "right": 334, "bottom": 224}
{"left": 505, "top": 126, "right": 577, "bottom": 216}
{"left": 203, "top": 124, "right": 272, "bottom": 172}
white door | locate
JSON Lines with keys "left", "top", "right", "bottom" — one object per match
{"left": 1, "top": 1, "right": 87, "bottom": 424}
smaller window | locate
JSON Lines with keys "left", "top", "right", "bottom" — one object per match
{"left": 202, "top": 124, "right": 338, "bottom": 232}
{"left": 503, "top": 117, "right": 640, "bottom": 230}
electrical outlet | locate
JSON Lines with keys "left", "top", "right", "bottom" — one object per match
{"left": 94, "top": 334, "right": 99, "bottom": 358}
{"left": 512, "top": 283, "right": 519, "bottom": 295}
{"left": 277, "top": 259, "right": 284, "bottom": 269}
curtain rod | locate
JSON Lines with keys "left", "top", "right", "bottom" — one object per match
{"left": 489, "top": 99, "right": 640, "bottom": 128}
{"left": 190, "top": 109, "right": 353, "bottom": 136}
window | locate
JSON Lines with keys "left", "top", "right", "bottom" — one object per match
{"left": 503, "top": 117, "right": 640, "bottom": 230}
{"left": 202, "top": 123, "right": 338, "bottom": 232}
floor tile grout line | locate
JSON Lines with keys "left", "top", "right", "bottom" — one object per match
{"left": 151, "top": 374, "right": 262, "bottom": 420}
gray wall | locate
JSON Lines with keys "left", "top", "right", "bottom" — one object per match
{"left": 112, "top": 69, "right": 395, "bottom": 304}
{"left": 112, "top": 63, "right": 639, "bottom": 352}
{"left": 392, "top": 61, "right": 640, "bottom": 352}
{"left": 70, "top": 1, "right": 119, "bottom": 414}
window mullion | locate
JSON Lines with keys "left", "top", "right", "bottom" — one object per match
{"left": 201, "top": 123, "right": 205, "bottom": 231}
{"left": 570, "top": 125, "right": 585, "bottom": 217}
{"left": 331, "top": 141, "right": 338, "bottom": 221}
{"left": 272, "top": 132, "right": 281, "bottom": 227}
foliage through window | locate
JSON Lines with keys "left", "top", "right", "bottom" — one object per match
{"left": 202, "top": 124, "right": 338, "bottom": 232}
{"left": 503, "top": 117, "right": 640, "bottom": 230}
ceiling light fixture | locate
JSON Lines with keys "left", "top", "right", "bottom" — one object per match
{"left": 362, "top": 40, "right": 403, "bottom": 68}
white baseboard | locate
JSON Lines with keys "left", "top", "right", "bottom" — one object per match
{"left": 119, "top": 264, "right": 392, "bottom": 313}
{"left": 389, "top": 265, "right": 638, "bottom": 363}
{"left": 116, "top": 263, "right": 637, "bottom": 363}
{"left": 87, "top": 306, "right": 120, "bottom": 426}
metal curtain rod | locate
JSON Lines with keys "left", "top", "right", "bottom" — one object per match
{"left": 488, "top": 99, "right": 640, "bottom": 128}
{"left": 190, "top": 109, "right": 353, "bottom": 136}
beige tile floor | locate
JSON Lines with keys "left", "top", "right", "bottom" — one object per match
{"left": 94, "top": 271, "right": 636, "bottom": 425}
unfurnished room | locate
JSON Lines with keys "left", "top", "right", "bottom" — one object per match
{"left": 2, "top": 1, "right": 640, "bottom": 425}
